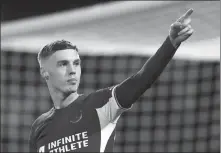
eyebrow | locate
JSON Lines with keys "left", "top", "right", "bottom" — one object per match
{"left": 57, "top": 59, "right": 81, "bottom": 63}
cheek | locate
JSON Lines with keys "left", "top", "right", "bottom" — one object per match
{"left": 49, "top": 69, "right": 66, "bottom": 82}
{"left": 77, "top": 68, "right": 81, "bottom": 78}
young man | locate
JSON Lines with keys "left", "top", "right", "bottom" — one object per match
{"left": 29, "top": 9, "right": 194, "bottom": 152}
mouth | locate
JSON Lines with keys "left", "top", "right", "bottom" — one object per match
{"left": 67, "top": 78, "right": 77, "bottom": 83}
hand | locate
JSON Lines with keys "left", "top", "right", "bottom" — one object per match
{"left": 169, "top": 9, "right": 194, "bottom": 48}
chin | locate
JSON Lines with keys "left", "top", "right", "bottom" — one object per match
{"left": 67, "top": 86, "right": 78, "bottom": 93}
{"left": 62, "top": 89, "right": 76, "bottom": 96}
{"left": 60, "top": 84, "right": 78, "bottom": 94}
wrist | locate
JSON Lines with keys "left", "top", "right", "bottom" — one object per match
{"left": 169, "top": 36, "right": 180, "bottom": 49}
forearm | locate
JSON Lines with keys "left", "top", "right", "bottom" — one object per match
{"left": 115, "top": 36, "right": 179, "bottom": 108}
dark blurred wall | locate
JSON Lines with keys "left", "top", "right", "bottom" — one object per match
{"left": 1, "top": 0, "right": 112, "bottom": 22}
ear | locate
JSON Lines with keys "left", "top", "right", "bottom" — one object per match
{"left": 40, "top": 67, "right": 49, "bottom": 80}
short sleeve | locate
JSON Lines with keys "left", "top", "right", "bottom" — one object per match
{"left": 94, "top": 85, "right": 133, "bottom": 124}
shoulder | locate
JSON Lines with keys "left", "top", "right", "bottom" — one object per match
{"left": 89, "top": 85, "right": 115, "bottom": 98}
{"left": 29, "top": 108, "right": 54, "bottom": 150}
{"left": 83, "top": 85, "right": 117, "bottom": 108}
{"left": 31, "top": 108, "right": 54, "bottom": 134}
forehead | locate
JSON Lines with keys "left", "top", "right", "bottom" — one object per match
{"left": 48, "top": 49, "right": 80, "bottom": 62}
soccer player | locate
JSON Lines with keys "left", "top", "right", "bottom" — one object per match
{"left": 29, "top": 9, "right": 194, "bottom": 152}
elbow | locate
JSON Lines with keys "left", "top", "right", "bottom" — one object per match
{"left": 141, "top": 82, "right": 153, "bottom": 92}
{"left": 146, "top": 83, "right": 152, "bottom": 89}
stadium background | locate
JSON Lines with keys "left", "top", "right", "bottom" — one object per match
{"left": 1, "top": 1, "right": 220, "bottom": 152}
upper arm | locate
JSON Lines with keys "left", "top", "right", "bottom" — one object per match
{"left": 29, "top": 124, "right": 37, "bottom": 152}
{"left": 115, "top": 73, "right": 142, "bottom": 108}
{"left": 28, "top": 109, "right": 53, "bottom": 152}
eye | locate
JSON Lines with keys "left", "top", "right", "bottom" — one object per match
{"left": 58, "top": 62, "right": 67, "bottom": 67}
{"left": 73, "top": 61, "right": 81, "bottom": 66}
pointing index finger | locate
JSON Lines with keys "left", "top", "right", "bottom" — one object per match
{"left": 183, "top": 9, "right": 193, "bottom": 18}
{"left": 177, "top": 8, "right": 194, "bottom": 23}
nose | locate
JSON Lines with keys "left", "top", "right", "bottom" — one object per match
{"left": 68, "top": 64, "right": 76, "bottom": 75}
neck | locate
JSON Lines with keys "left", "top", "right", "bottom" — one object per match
{"left": 49, "top": 87, "right": 79, "bottom": 109}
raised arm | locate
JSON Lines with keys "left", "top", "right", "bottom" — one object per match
{"left": 115, "top": 9, "right": 194, "bottom": 108}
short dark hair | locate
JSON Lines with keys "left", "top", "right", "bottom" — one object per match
{"left": 37, "top": 40, "right": 78, "bottom": 66}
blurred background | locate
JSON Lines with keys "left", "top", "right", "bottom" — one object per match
{"left": 1, "top": 1, "right": 220, "bottom": 152}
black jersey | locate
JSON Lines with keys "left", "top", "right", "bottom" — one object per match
{"left": 29, "top": 85, "right": 131, "bottom": 152}
{"left": 30, "top": 36, "right": 178, "bottom": 152}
